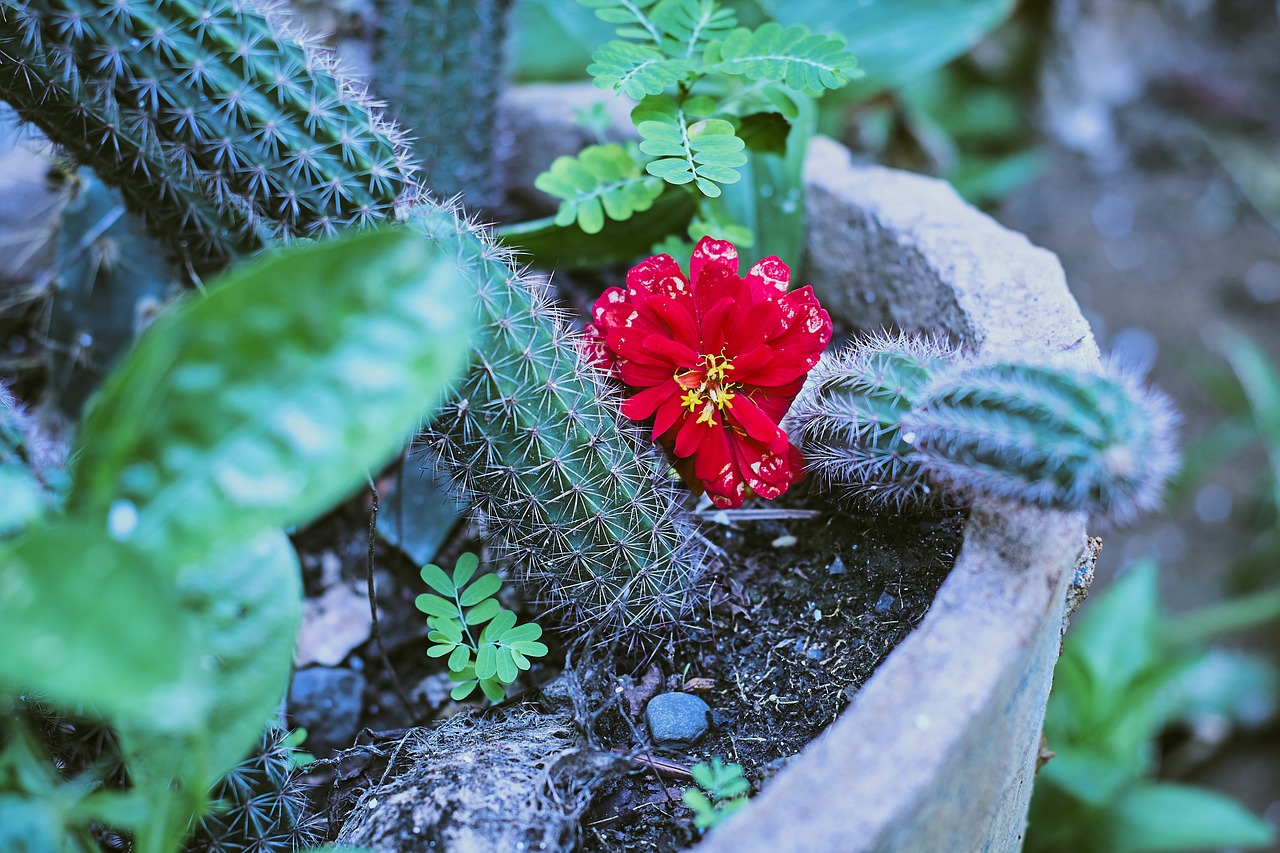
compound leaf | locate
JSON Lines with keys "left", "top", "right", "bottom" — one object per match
{"left": 419, "top": 563, "right": 455, "bottom": 597}
{"left": 535, "top": 144, "right": 665, "bottom": 233}
{"left": 636, "top": 97, "right": 746, "bottom": 196}
{"left": 653, "top": 0, "right": 737, "bottom": 58}
{"left": 579, "top": 0, "right": 663, "bottom": 41}
{"left": 707, "top": 23, "right": 860, "bottom": 94}
{"left": 459, "top": 572, "right": 502, "bottom": 607}
{"left": 588, "top": 40, "right": 694, "bottom": 98}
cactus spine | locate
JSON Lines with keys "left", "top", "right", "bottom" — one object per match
{"left": 371, "top": 0, "right": 512, "bottom": 208}
{"left": 788, "top": 335, "right": 1178, "bottom": 524}
{"left": 0, "top": 0, "right": 706, "bottom": 640}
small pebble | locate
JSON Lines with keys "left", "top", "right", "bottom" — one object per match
{"left": 806, "top": 646, "right": 826, "bottom": 661}
{"left": 874, "top": 592, "right": 896, "bottom": 613}
{"left": 771, "top": 534, "right": 797, "bottom": 548}
{"left": 827, "top": 556, "right": 846, "bottom": 576}
{"left": 645, "top": 692, "right": 711, "bottom": 747}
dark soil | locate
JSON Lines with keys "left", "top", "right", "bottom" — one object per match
{"left": 293, "top": 466, "right": 963, "bottom": 850}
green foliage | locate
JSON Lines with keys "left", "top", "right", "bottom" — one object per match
{"left": 70, "top": 228, "right": 473, "bottom": 562}
{"left": 1027, "top": 561, "right": 1277, "bottom": 853}
{"left": 682, "top": 757, "right": 749, "bottom": 831}
{"left": 706, "top": 23, "right": 859, "bottom": 93}
{"left": 535, "top": 143, "right": 666, "bottom": 233}
{"left": 0, "top": 227, "right": 475, "bottom": 853}
{"left": 417, "top": 553, "right": 549, "bottom": 703}
{"left": 1, "top": 383, "right": 66, "bottom": 537}
{"left": 521, "top": 0, "right": 857, "bottom": 262}
{"left": 788, "top": 333, "right": 1180, "bottom": 524}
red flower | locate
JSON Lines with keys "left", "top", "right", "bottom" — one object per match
{"left": 585, "top": 237, "right": 833, "bottom": 508}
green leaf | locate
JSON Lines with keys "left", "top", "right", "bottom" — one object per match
{"left": 707, "top": 23, "right": 859, "bottom": 93}
{"left": 70, "top": 228, "right": 474, "bottom": 561}
{"left": 588, "top": 40, "right": 694, "bottom": 98}
{"left": 534, "top": 144, "right": 665, "bottom": 234}
{"left": 426, "top": 643, "right": 454, "bottom": 658}
{"left": 579, "top": 0, "right": 664, "bottom": 42}
{"left": 447, "top": 645, "right": 472, "bottom": 673}
{"left": 1037, "top": 748, "right": 1133, "bottom": 807}
{"left": 765, "top": 0, "right": 1015, "bottom": 103}
{"left": 499, "top": 622, "right": 544, "bottom": 644}
{"left": 450, "top": 679, "right": 478, "bottom": 701}
{"left": 0, "top": 522, "right": 198, "bottom": 730}
{"left": 475, "top": 643, "right": 499, "bottom": 681}
{"left": 481, "top": 609, "right": 519, "bottom": 642}
{"left": 495, "top": 648, "right": 519, "bottom": 684}
{"left": 511, "top": 649, "right": 531, "bottom": 670}
{"left": 737, "top": 111, "right": 792, "bottom": 155}
{"left": 479, "top": 677, "right": 507, "bottom": 703}
{"left": 428, "top": 617, "right": 464, "bottom": 643}
{"left": 419, "top": 563, "right": 456, "bottom": 597}
{"left": 416, "top": 593, "right": 459, "bottom": 619}
{"left": 0, "top": 469, "right": 43, "bottom": 538}
{"left": 637, "top": 97, "right": 747, "bottom": 197}
{"left": 653, "top": 0, "right": 737, "bottom": 58}
{"left": 499, "top": 184, "right": 696, "bottom": 270}
{"left": 1214, "top": 328, "right": 1280, "bottom": 513}
{"left": 465, "top": 598, "right": 502, "bottom": 625}
{"left": 460, "top": 573, "right": 502, "bottom": 607}
{"left": 452, "top": 552, "right": 479, "bottom": 588}
{"left": 1114, "top": 783, "right": 1275, "bottom": 851}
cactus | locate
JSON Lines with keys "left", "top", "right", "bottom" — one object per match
{"left": 788, "top": 334, "right": 1178, "bottom": 524}
{"left": 183, "top": 722, "right": 321, "bottom": 853}
{"left": 1, "top": 381, "right": 68, "bottom": 531}
{"left": 370, "top": 0, "right": 513, "bottom": 208}
{"left": 0, "top": 0, "right": 416, "bottom": 279}
{"left": 786, "top": 332, "right": 957, "bottom": 509}
{"left": 0, "top": 0, "right": 708, "bottom": 641}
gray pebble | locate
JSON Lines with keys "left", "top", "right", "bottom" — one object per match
{"left": 288, "top": 666, "right": 366, "bottom": 755}
{"left": 874, "top": 592, "right": 896, "bottom": 613}
{"left": 645, "top": 692, "right": 711, "bottom": 747}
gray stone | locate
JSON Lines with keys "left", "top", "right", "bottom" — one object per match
{"left": 645, "top": 692, "right": 711, "bottom": 748}
{"left": 874, "top": 592, "right": 896, "bottom": 614}
{"left": 288, "top": 666, "right": 365, "bottom": 755}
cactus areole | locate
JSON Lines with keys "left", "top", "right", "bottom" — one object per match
{"left": 586, "top": 237, "right": 833, "bottom": 508}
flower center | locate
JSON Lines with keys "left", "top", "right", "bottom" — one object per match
{"left": 675, "top": 353, "right": 740, "bottom": 425}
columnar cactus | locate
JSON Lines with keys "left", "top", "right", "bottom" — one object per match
{"left": 788, "top": 334, "right": 1178, "bottom": 524}
{"left": 1, "top": 381, "right": 67, "bottom": 514}
{"left": 0, "top": 0, "right": 707, "bottom": 640}
{"left": 370, "top": 0, "right": 513, "bottom": 208}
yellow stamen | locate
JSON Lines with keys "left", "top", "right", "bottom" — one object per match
{"left": 680, "top": 389, "right": 705, "bottom": 412}
{"left": 709, "top": 386, "right": 736, "bottom": 409}
{"left": 696, "top": 402, "right": 717, "bottom": 425}
{"left": 703, "top": 353, "right": 735, "bottom": 384}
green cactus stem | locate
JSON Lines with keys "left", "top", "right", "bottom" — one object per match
{"left": 788, "top": 334, "right": 1178, "bottom": 524}
{"left": 370, "top": 0, "right": 513, "bottom": 208}
{"left": 0, "top": 0, "right": 709, "bottom": 642}
{"left": 786, "top": 332, "right": 956, "bottom": 509}
{"left": 905, "top": 361, "right": 1179, "bottom": 524}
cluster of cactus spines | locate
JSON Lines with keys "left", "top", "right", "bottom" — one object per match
{"left": 0, "top": 0, "right": 416, "bottom": 279}
{"left": 787, "top": 334, "right": 1178, "bottom": 524}
{"left": 786, "top": 332, "right": 958, "bottom": 510}
{"left": 904, "top": 361, "right": 1179, "bottom": 524}
{"left": 370, "top": 0, "right": 513, "bottom": 208}
{"left": 2, "top": 381, "right": 68, "bottom": 504}
{"left": 182, "top": 721, "right": 322, "bottom": 853}
{"left": 412, "top": 204, "right": 712, "bottom": 640}
{"left": 0, "top": 0, "right": 709, "bottom": 642}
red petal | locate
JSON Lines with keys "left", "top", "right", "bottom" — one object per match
{"left": 590, "top": 287, "right": 629, "bottom": 325}
{"left": 744, "top": 256, "right": 790, "bottom": 298}
{"left": 693, "top": 427, "right": 747, "bottom": 508}
{"left": 673, "top": 409, "right": 713, "bottom": 457}
{"left": 618, "top": 359, "right": 675, "bottom": 387}
{"left": 726, "top": 395, "right": 789, "bottom": 453}
{"left": 626, "top": 254, "right": 689, "bottom": 301}
{"left": 641, "top": 333, "right": 699, "bottom": 366}
{"left": 621, "top": 382, "right": 678, "bottom": 421}
{"left": 652, "top": 394, "right": 687, "bottom": 439}
{"left": 734, "top": 438, "right": 804, "bottom": 500}
{"left": 690, "top": 236, "right": 738, "bottom": 284}
{"left": 647, "top": 295, "right": 700, "bottom": 350}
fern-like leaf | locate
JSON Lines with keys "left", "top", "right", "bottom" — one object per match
{"left": 588, "top": 40, "right": 694, "bottom": 99}
{"left": 653, "top": 0, "right": 737, "bottom": 59}
{"left": 534, "top": 143, "right": 665, "bottom": 233}
{"left": 579, "top": 0, "right": 663, "bottom": 42}
{"left": 634, "top": 96, "right": 745, "bottom": 197}
{"left": 706, "top": 23, "right": 860, "bottom": 93}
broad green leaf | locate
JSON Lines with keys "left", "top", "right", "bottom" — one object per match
{"left": 495, "top": 648, "right": 519, "bottom": 684}
{"left": 0, "top": 522, "right": 198, "bottom": 730}
{"left": 588, "top": 41, "right": 694, "bottom": 99}
{"left": 416, "top": 593, "right": 458, "bottom": 619}
{"left": 71, "top": 228, "right": 474, "bottom": 561}
{"left": 426, "top": 643, "right": 454, "bottom": 658}
{"left": 707, "top": 23, "right": 860, "bottom": 93}
{"left": 499, "top": 623, "right": 544, "bottom": 644}
{"left": 479, "top": 677, "right": 506, "bottom": 703}
{"left": 737, "top": 111, "right": 792, "bottom": 155}
{"left": 465, "top": 598, "right": 502, "bottom": 625}
{"left": 1114, "top": 783, "right": 1275, "bottom": 852}
{"left": 447, "top": 645, "right": 472, "bottom": 673}
{"left": 481, "top": 609, "right": 519, "bottom": 641}
{"left": 535, "top": 144, "right": 665, "bottom": 234}
{"left": 1071, "top": 560, "right": 1161, "bottom": 703}
{"left": 460, "top": 573, "right": 502, "bottom": 607}
{"left": 450, "top": 680, "right": 478, "bottom": 701}
{"left": 475, "top": 643, "right": 499, "bottom": 681}
{"left": 749, "top": 0, "right": 1016, "bottom": 102}
{"left": 419, "top": 563, "right": 456, "bottom": 597}
{"left": 429, "top": 617, "right": 464, "bottom": 644}
{"left": 510, "top": 0, "right": 618, "bottom": 81}
{"left": 1037, "top": 748, "right": 1132, "bottom": 807}
{"left": 498, "top": 184, "right": 697, "bottom": 270}
{"left": 453, "top": 552, "right": 479, "bottom": 588}
{"left": 511, "top": 649, "right": 531, "bottom": 670}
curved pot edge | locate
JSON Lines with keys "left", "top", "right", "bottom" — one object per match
{"left": 699, "top": 139, "right": 1099, "bottom": 853}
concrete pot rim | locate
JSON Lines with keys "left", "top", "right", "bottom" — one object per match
{"left": 694, "top": 139, "right": 1099, "bottom": 852}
